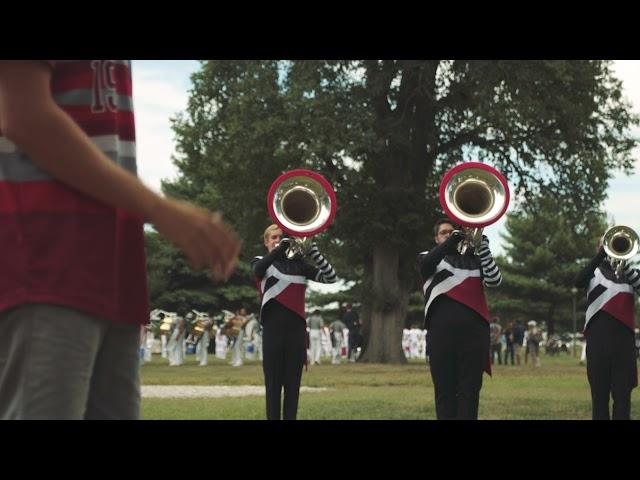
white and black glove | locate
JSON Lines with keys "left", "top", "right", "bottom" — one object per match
{"left": 307, "top": 242, "right": 337, "bottom": 284}
{"left": 306, "top": 242, "right": 320, "bottom": 257}
{"left": 622, "top": 262, "right": 640, "bottom": 291}
{"left": 478, "top": 235, "right": 502, "bottom": 287}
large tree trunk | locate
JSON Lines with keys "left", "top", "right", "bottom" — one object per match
{"left": 359, "top": 243, "right": 408, "bottom": 364}
{"left": 356, "top": 61, "right": 437, "bottom": 364}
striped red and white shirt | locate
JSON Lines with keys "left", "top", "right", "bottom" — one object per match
{"left": 0, "top": 60, "right": 148, "bottom": 326}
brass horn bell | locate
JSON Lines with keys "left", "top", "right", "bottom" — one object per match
{"left": 267, "top": 169, "right": 337, "bottom": 259}
{"left": 603, "top": 225, "right": 639, "bottom": 278}
{"left": 439, "top": 162, "right": 510, "bottom": 254}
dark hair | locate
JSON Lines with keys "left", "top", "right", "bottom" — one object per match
{"left": 433, "top": 218, "right": 459, "bottom": 236}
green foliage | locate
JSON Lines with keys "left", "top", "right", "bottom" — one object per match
{"left": 145, "top": 60, "right": 638, "bottom": 358}
{"left": 485, "top": 199, "right": 608, "bottom": 332}
{"left": 145, "top": 231, "right": 260, "bottom": 315}
{"left": 169, "top": 60, "right": 637, "bottom": 274}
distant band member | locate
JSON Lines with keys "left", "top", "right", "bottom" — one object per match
{"left": 167, "top": 317, "right": 186, "bottom": 367}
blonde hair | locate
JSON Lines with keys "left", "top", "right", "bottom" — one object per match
{"left": 263, "top": 224, "right": 281, "bottom": 242}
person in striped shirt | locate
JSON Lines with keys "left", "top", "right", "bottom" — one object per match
{"left": 251, "top": 224, "right": 337, "bottom": 420}
{"left": 417, "top": 217, "right": 502, "bottom": 420}
{"left": 574, "top": 236, "right": 640, "bottom": 420}
{"left": 0, "top": 60, "right": 240, "bottom": 419}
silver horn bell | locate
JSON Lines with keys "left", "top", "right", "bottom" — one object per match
{"left": 439, "top": 162, "right": 510, "bottom": 255}
{"left": 603, "top": 225, "right": 639, "bottom": 278}
{"left": 267, "top": 169, "right": 337, "bottom": 259}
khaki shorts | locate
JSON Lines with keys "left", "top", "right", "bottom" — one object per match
{"left": 0, "top": 304, "right": 140, "bottom": 419}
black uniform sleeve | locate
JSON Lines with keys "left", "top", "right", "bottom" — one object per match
{"left": 301, "top": 262, "right": 321, "bottom": 281}
{"left": 574, "top": 247, "right": 606, "bottom": 289}
{"left": 417, "top": 233, "right": 464, "bottom": 280}
{"left": 251, "top": 242, "right": 288, "bottom": 279}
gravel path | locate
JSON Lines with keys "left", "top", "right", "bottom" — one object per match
{"left": 141, "top": 385, "right": 328, "bottom": 398}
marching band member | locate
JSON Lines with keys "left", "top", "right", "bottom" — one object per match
{"left": 417, "top": 218, "right": 502, "bottom": 420}
{"left": 143, "top": 326, "right": 154, "bottom": 363}
{"left": 575, "top": 230, "right": 640, "bottom": 420}
{"left": 167, "top": 317, "right": 186, "bottom": 366}
{"left": 215, "top": 325, "right": 228, "bottom": 360}
{"left": 195, "top": 320, "right": 212, "bottom": 366}
{"left": 251, "top": 224, "right": 337, "bottom": 420}
{"left": 244, "top": 314, "right": 262, "bottom": 361}
{"left": 224, "top": 308, "right": 248, "bottom": 367}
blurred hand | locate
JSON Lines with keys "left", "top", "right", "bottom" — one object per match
{"left": 277, "top": 237, "right": 292, "bottom": 253}
{"left": 149, "top": 197, "right": 241, "bottom": 281}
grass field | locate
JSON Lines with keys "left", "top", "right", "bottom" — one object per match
{"left": 140, "top": 353, "right": 640, "bottom": 420}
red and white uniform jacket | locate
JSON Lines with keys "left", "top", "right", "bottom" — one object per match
{"left": 585, "top": 262, "right": 638, "bottom": 332}
{"left": 251, "top": 244, "right": 337, "bottom": 321}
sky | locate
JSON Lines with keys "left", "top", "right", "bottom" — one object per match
{"left": 132, "top": 60, "right": 200, "bottom": 194}
{"left": 131, "top": 60, "right": 640, "bottom": 285}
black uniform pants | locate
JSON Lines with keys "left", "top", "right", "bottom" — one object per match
{"left": 491, "top": 343, "right": 502, "bottom": 365}
{"left": 586, "top": 314, "right": 637, "bottom": 420}
{"left": 427, "top": 299, "right": 490, "bottom": 420}
{"left": 262, "top": 304, "right": 306, "bottom": 420}
{"left": 504, "top": 344, "right": 514, "bottom": 365}
{"left": 348, "top": 332, "right": 361, "bottom": 359}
